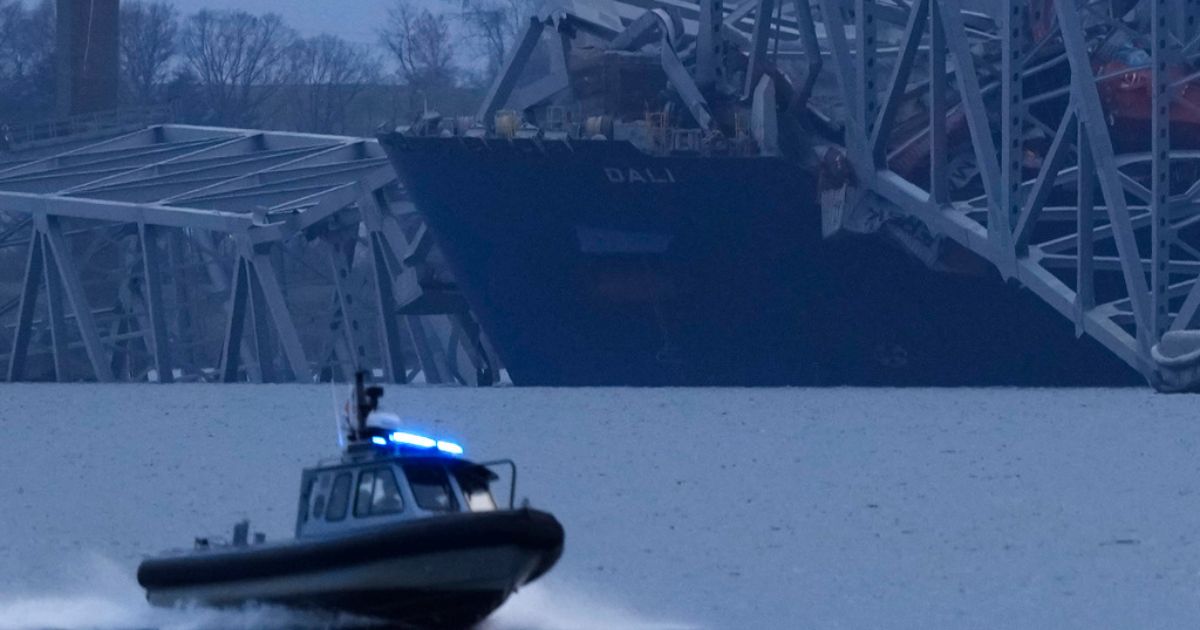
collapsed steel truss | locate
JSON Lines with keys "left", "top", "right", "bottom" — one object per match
{"left": 6, "top": 1, "right": 1199, "bottom": 391}
{"left": 720, "top": 0, "right": 1200, "bottom": 390}
{"left": 0, "top": 125, "right": 496, "bottom": 384}
{"left": 476, "top": 0, "right": 1200, "bottom": 389}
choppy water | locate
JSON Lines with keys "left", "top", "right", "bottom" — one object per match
{"left": 0, "top": 553, "right": 691, "bottom": 630}
{"left": 3, "top": 385, "right": 1199, "bottom": 629}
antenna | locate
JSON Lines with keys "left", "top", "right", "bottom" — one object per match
{"left": 353, "top": 370, "right": 383, "bottom": 440}
{"left": 329, "top": 377, "right": 346, "bottom": 449}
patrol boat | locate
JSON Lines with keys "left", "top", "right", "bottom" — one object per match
{"left": 137, "top": 375, "right": 564, "bottom": 628}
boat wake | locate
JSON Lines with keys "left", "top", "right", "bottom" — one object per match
{"left": 484, "top": 581, "right": 699, "bottom": 630}
{"left": 0, "top": 554, "right": 374, "bottom": 630}
{"left": 2, "top": 554, "right": 694, "bottom": 630}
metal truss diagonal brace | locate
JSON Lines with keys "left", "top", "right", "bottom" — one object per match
{"left": 612, "top": 9, "right": 671, "bottom": 51}
{"left": 41, "top": 236, "right": 68, "bottom": 380}
{"left": 696, "top": 0, "right": 724, "bottom": 89}
{"left": 324, "top": 236, "right": 364, "bottom": 377}
{"left": 478, "top": 17, "right": 546, "bottom": 124}
{"left": 217, "top": 250, "right": 310, "bottom": 383}
{"left": 938, "top": 0, "right": 1003, "bottom": 233}
{"left": 790, "top": 0, "right": 823, "bottom": 109}
{"left": 1014, "top": 107, "right": 1077, "bottom": 251}
{"left": 816, "top": 0, "right": 866, "bottom": 160}
{"left": 368, "top": 231, "right": 409, "bottom": 384}
{"left": 872, "top": 0, "right": 930, "bottom": 163}
{"left": 509, "top": 77, "right": 560, "bottom": 115}
{"left": 661, "top": 35, "right": 715, "bottom": 131}
{"left": 929, "top": 0, "right": 949, "bottom": 203}
{"left": 247, "top": 269, "right": 276, "bottom": 384}
{"left": 509, "top": 30, "right": 572, "bottom": 112}
{"left": 219, "top": 258, "right": 251, "bottom": 383}
{"left": 139, "top": 223, "right": 174, "bottom": 383}
{"left": 1075, "top": 127, "right": 1096, "bottom": 332}
{"left": 1057, "top": 0, "right": 1154, "bottom": 354}
{"left": 406, "top": 315, "right": 448, "bottom": 385}
{"left": 7, "top": 231, "right": 45, "bottom": 382}
{"left": 359, "top": 185, "right": 410, "bottom": 384}
{"left": 249, "top": 249, "right": 310, "bottom": 382}
{"left": 743, "top": 0, "right": 778, "bottom": 101}
{"left": 606, "top": 7, "right": 714, "bottom": 131}
{"left": 40, "top": 215, "right": 114, "bottom": 382}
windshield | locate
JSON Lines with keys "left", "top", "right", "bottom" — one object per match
{"left": 355, "top": 467, "right": 404, "bottom": 518}
{"left": 402, "top": 464, "right": 460, "bottom": 512}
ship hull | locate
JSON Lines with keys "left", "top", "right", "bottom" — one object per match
{"left": 381, "top": 133, "right": 1138, "bottom": 387}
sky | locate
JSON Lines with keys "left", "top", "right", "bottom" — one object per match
{"left": 167, "top": 0, "right": 405, "bottom": 47}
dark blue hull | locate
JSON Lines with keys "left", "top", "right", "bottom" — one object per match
{"left": 381, "top": 134, "right": 1138, "bottom": 386}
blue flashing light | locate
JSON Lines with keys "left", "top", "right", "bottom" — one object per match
{"left": 369, "top": 430, "right": 465, "bottom": 456}
{"left": 436, "top": 440, "right": 464, "bottom": 455}
{"left": 390, "top": 431, "right": 437, "bottom": 449}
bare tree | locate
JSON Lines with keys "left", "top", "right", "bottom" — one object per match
{"left": 380, "top": 0, "right": 458, "bottom": 102}
{"left": 0, "top": 1, "right": 22, "bottom": 79}
{"left": 179, "top": 9, "right": 296, "bottom": 127}
{"left": 120, "top": 1, "right": 178, "bottom": 107}
{"left": 0, "top": 0, "right": 55, "bottom": 119}
{"left": 285, "top": 34, "right": 382, "bottom": 134}
{"left": 451, "top": 0, "right": 538, "bottom": 85}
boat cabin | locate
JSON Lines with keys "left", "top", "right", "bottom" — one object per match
{"left": 295, "top": 428, "right": 512, "bottom": 539}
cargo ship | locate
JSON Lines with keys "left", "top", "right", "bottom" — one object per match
{"left": 378, "top": 0, "right": 1145, "bottom": 387}
{"left": 381, "top": 133, "right": 1134, "bottom": 386}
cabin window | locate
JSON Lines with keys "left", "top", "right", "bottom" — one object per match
{"left": 326, "top": 472, "right": 352, "bottom": 522}
{"left": 355, "top": 467, "right": 405, "bottom": 518}
{"left": 354, "top": 471, "right": 375, "bottom": 518}
{"left": 455, "top": 469, "right": 498, "bottom": 512}
{"left": 403, "top": 465, "right": 459, "bottom": 512}
{"left": 299, "top": 477, "right": 315, "bottom": 524}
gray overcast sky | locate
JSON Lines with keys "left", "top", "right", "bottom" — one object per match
{"left": 167, "top": 0, "right": 405, "bottom": 47}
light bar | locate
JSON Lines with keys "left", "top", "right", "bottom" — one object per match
{"left": 390, "top": 431, "right": 436, "bottom": 448}
{"left": 436, "top": 440, "right": 464, "bottom": 455}
{"left": 367, "top": 430, "right": 465, "bottom": 455}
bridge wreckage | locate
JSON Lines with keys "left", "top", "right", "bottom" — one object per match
{"left": 5, "top": 0, "right": 1200, "bottom": 390}
{"left": 0, "top": 127, "right": 495, "bottom": 385}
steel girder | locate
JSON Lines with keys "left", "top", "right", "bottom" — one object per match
{"left": 768, "top": 0, "right": 1200, "bottom": 390}
{"left": 0, "top": 125, "right": 498, "bottom": 384}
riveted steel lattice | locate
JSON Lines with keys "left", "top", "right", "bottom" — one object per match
{"left": 0, "top": 125, "right": 497, "bottom": 384}
{"left": 678, "top": 0, "right": 1200, "bottom": 390}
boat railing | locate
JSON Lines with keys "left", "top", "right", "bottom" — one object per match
{"left": 477, "top": 458, "right": 518, "bottom": 509}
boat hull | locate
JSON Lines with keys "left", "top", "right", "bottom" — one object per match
{"left": 138, "top": 509, "right": 563, "bottom": 628}
{"left": 379, "top": 133, "right": 1139, "bottom": 387}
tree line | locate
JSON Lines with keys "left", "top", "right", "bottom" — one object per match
{"left": 0, "top": 0, "right": 536, "bottom": 135}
